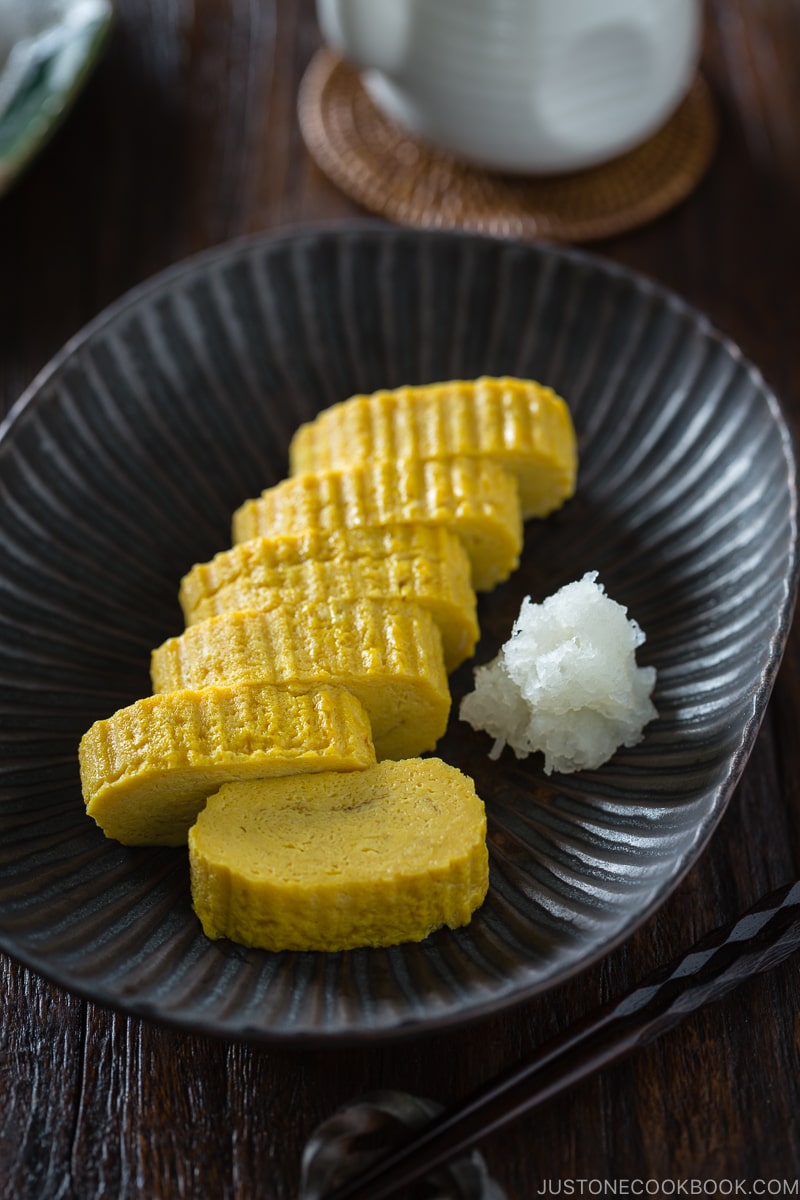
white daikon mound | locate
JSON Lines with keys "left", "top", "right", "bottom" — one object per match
{"left": 459, "top": 572, "right": 657, "bottom": 774}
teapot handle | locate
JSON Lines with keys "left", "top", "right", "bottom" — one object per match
{"left": 316, "top": 0, "right": 413, "bottom": 77}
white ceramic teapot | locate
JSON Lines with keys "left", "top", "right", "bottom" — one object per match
{"left": 317, "top": 0, "right": 702, "bottom": 174}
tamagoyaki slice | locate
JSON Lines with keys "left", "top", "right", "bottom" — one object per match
{"left": 150, "top": 599, "right": 450, "bottom": 760}
{"left": 288, "top": 376, "right": 577, "bottom": 520}
{"left": 79, "top": 683, "right": 375, "bottom": 846}
{"left": 179, "top": 524, "right": 478, "bottom": 672}
{"left": 231, "top": 457, "right": 522, "bottom": 592}
{"left": 188, "top": 757, "right": 489, "bottom": 952}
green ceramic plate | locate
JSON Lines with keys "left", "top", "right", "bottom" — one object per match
{"left": 0, "top": 0, "right": 113, "bottom": 196}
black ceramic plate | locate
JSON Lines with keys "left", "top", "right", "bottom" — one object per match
{"left": 0, "top": 225, "right": 796, "bottom": 1044}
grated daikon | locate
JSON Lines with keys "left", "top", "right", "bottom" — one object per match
{"left": 459, "top": 572, "right": 657, "bottom": 774}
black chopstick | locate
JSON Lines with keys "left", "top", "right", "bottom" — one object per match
{"left": 320, "top": 878, "right": 800, "bottom": 1200}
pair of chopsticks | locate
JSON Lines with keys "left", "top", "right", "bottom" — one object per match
{"left": 319, "top": 878, "right": 800, "bottom": 1200}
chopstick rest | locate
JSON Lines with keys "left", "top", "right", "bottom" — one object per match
{"left": 302, "top": 878, "right": 800, "bottom": 1200}
{"left": 299, "top": 1091, "right": 505, "bottom": 1200}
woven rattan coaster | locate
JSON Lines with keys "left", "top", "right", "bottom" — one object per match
{"left": 299, "top": 49, "right": 717, "bottom": 243}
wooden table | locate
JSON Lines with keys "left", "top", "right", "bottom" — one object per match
{"left": 2, "top": 2, "right": 799, "bottom": 1196}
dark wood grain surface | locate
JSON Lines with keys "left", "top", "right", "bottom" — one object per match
{"left": 2, "top": 1, "right": 799, "bottom": 1197}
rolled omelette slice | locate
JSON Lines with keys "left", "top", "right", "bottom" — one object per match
{"left": 231, "top": 457, "right": 522, "bottom": 592}
{"left": 151, "top": 599, "right": 450, "bottom": 760}
{"left": 79, "top": 683, "right": 375, "bottom": 846}
{"left": 189, "top": 757, "right": 489, "bottom": 951}
{"left": 288, "top": 376, "right": 577, "bottom": 520}
{"left": 179, "top": 524, "right": 478, "bottom": 672}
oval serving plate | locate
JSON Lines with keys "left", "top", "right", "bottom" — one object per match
{"left": 0, "top": 225, "right": 796, "bottom": 1044}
